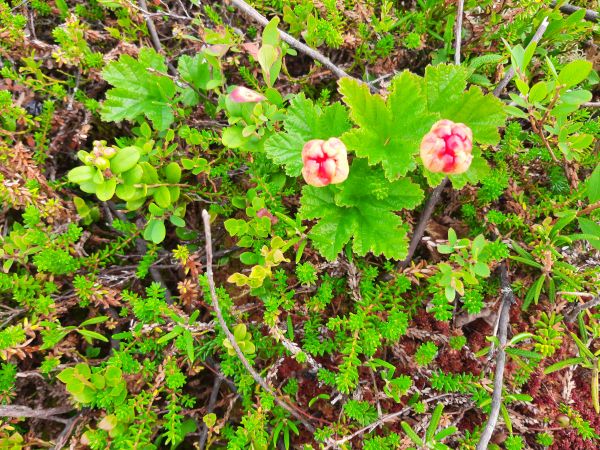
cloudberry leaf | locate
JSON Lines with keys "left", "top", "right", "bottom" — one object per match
{"left": 264, "top": 94, "right": 350, "bottom": 176}
{"left": 334, "top": 159, "right": 424, "bottom": 210}
{"left": 425, "top": 63, "right": 469, "bottom": 113}
{"left": 300, "top": 160, "right": 411, "bottom": 261}
{"left": 101, "top": 48, "right": 176, "bottom": 131}
{"left": 340, "top": 73, "right": 435, "bottom": 179}
{"left": 435, "top": 86, "right": 507, "bottom": 145}
{"left": 340, "top": 65, "right": 505, "bottom": 185}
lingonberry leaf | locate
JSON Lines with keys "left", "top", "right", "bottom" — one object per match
{"left": 264, "top": 94, "right": 350, "bottom": 176}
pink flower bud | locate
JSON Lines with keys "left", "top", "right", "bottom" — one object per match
{"left": 229, "top": 86, "right": 266, "bottom": 103}
{"left": 301, "top": 138, "right": 349, "bottom": 187}
{"left": 420, "top": 120, "right": 473, "bottom": 174}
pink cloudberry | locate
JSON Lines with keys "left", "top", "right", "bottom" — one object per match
{"left": 301, "top": 138, "right": 349, "bottom": 187}
{"left": 229, "top": 86, "right": 266, "bottom": 103}
{"left": 420, "top": 120, "right": 473, "bottom": 174}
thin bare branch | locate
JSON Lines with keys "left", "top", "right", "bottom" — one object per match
{"left": 125, "top": 0, "right": 189, "bottom": 20}
{"left": 0, "top": 405, "right": 74, "bottom": 423}
{"left": 228, "top": 0, "right": 353, "bottom": 80}
{"left": 565, "top": 295, "right": 600, "bottom": 323}
{"left": 493, "top": 17, "right": 550, "bottom": 97}
{"left": 476, "top": 262, "right": 514, "bottom": 450}
{"left": 198, "top": 376, "right": 222, "bottom": 450}
{"left": 201, "top": 210, "right": 314, "bottom": 432}
{"left": 551, "top": 1, "right": 599, "bottom": 22}
{"left": 53, "top": 409, "right": 86, "bottom": 449}
{"left": 398, "top": 177, "right": 448, "bottom": 269}
{"left": 582, "top": 102, "right": 600, "bottom": 108}
{"left": 139, "top": 0, "right": 164, "bottom": 53}
{"left": 454, "top": 0, "right": 465, "bottom": 65}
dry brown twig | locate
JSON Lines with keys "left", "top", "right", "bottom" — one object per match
{"left": 201, "top": 210, "right": 315, "bottom": 433}
{"left": 198, "top": 376, "right": 223, "bottom": 450}
{"left": 565, "top": 295, "right": 600, "bottom": 323}
{"left": 550, "top": 1, "right": 599, "bottom": 22}
{"left": 493, "top": 17, "right": 550, "bottom": 97}
{"left": 0, "top": 405, "right": 74, "bottom": 423}
{"left": 227, "top": 0, "right": 353, "bottom": 80}
{"left": 476, "top": 262, "right": 515, "bottom": 450}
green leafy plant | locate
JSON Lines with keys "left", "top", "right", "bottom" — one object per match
{"left": 291, "top": 65, "right": 505, "bottom": 261}
{"left": 533, "top": 312, "right": 565, "bottom": 357}
{"left": 401, "top": 402, "right": 457, "bottom": 450}
{"left": 546, "top": 332, "right": 600, "bottom": 413}
{"left": 510, "top": 212, "right": 598, "bottom": 309}
{"left": 223, "top": 324, "right": 256, "bottom": 357}
{"left": 101, "top": 47, "right": 223, "bottom": 130}
{"left": 58, "top": 363, "right": 126, "bottom": 405}
{"left": 414, "top": 341, "right": 439, "bottom": 367}
{"left": 505, "top": 40, "right": 594, "bottom": 162}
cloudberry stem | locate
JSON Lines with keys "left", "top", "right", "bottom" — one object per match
{"left": 397, "top": 177, "right": 448, "bottom": 269}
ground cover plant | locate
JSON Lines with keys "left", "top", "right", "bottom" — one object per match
{"left": 0, "top": 0, "right": 599, "bottom": 448}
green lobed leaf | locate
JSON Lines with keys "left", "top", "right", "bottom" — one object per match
{"left": 299, "top": 182, "right": 410, "bottom": 261}
{"left": 340, "top": 66, "right": 504, "bottom": 182}
{"left": 425, "top": 64, "right": 469, "bottom": 114}
{"left": 100, "top": 48, "right": 176, "bottom": 131}
{"left": 334, "top": 158, "right": 424, "bottom": 210}
{"left": 264, "top": 94, "right": 350, "bottom": 176}
{"left": 440, "top": 86, "right": 507, "bottom": 145}
{"left": 340, "top": 75, "right": 429, "bottom": 179}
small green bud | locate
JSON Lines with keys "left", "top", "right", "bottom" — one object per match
{"left": 94, "top": 157, "right": 109, "bottom": 170}
{"left": 103, "top": 146, "right": 117, "bottom": 159}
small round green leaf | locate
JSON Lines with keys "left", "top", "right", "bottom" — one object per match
{"left": 169, "top": 215, "right": 186, "bottom": 227}
{"left": 164, "top": 162, "right": 182, "bottom": 183}
{"left": 96, "top": 178, "right": 116, "bottom": 201}
{"left": 144, "top": 219, "right": 166, "bottom": 243}
{"left": 110, "top": 146, "right": 141, "bottom": 174}
{"left": 558, "top": 60, "right": 593, "bottom": 88}
{"left": 68, "top": 166, "right": 96, "bottom": 184}
{"left": 153, "top": 186, "right": 171, "bottom": 208}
